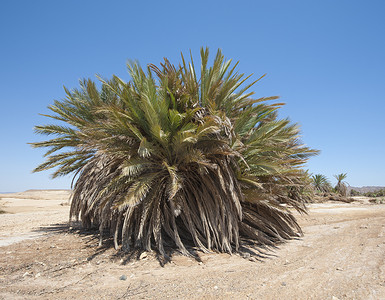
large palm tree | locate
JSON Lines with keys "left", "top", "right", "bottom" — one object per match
{"left": 32, "top": 48, "right": 318, "bottom": 258}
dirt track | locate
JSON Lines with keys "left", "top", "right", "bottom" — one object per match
{"left": 0, "top": 191, "right": 384, "bottom": 299}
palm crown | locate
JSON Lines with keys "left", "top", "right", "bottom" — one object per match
{"left": 334, "top": 173, "right": 348, "bottom": 196}
{"left": 311, "top": 174, "right": 332, "bottom": 193}
{"left": 32, "top": 48, "right": 318, "bottom": 259}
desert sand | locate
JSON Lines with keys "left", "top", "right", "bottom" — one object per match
{"left": 0, "top": 191, "right": 384, "bottom": 299}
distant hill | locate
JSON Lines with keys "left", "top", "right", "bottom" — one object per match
{"left": 348, "top": 186, "right": 385, "bottom": 194}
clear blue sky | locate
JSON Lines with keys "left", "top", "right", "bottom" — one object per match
{"left": 1, "top": 0, "right": 384, "bottom": 192}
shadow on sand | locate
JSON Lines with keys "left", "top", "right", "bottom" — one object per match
{"left": 33, "top": 222, "right": 285, "bottom": 266}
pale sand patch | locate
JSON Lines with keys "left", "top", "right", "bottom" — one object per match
{"left": 0, "top": 190, "right": 71, "bottom": 246}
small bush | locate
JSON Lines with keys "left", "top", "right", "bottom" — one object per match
{"left": 369, "top": 198, "right": 385, "bottom": 204}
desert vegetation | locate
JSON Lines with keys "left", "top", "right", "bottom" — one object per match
{"left": 334, "top": 173, "right": 348, "bottom": 197}
{"left": 32, "top": 48, "right": 318, "bottom": 259}
{"left": 364, "top": 188, "right": 385, "bottom": 198}
{"left": 311, "top": 174, "right": 332, "bottom": 193}
{"left": 350, "top": 189, "right": 361, "bottom": 196}
{"left": 310, "top": 173, "right": 357, "bottom": 202}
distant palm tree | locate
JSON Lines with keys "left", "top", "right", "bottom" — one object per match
{"left": 32, "top": 48, "right": 318, "bottom": 258}
{"left": 334, "top": 173, "right": 348, "bottom": 197}
{"left": 311, "top": 174, "right": 331, "bottom": 193}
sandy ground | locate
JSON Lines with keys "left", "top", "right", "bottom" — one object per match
{"left": 0, "top": 191, "right": 384, "bottom": 300}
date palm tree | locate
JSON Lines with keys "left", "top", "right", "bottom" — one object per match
{"left": 311, "top": 174, "right": 331, "bottom": 193}
{"left": 31, "top": 48, "right": 318, "bottom": 259}
{"left": 334, "top": 173, "right": 348, "bottom": 197}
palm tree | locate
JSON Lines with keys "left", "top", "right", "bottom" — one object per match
{"left": 31, "top": 48, "right": 318, "bottom": 259}
{"left": 334, "top": 173, "right": 348, "bottom": 197}
{"left": 311, "top": 174, "right": 331, "bottom": 193}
